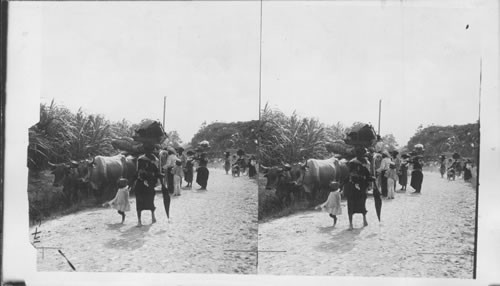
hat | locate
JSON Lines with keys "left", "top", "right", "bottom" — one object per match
{"left": 389, "top": 162, "right": 396, "bottom": 169}
{"left": 382, "top": 151, "right": 390, "bottom": 158}
{"left": 401, "top": 154, "right": 410, "bottom": 159}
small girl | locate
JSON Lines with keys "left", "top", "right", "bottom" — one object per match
{"left": 386, "top": 162, "right": 398, "bottom": 199}
{"left": 316, "top": 181, "right": 342, "bottom": 227}
{"left": 172, "top": 160, "right": 184, "bottom": 196}
{"left": 103, "top": 178, "right": 131, "bottom": 223}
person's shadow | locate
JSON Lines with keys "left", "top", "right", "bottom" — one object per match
{"left": 103, "top": 224, "right": 152, "bottom": 251}
{"left": 314, "top": 228, "right": 364, "bottom": 254}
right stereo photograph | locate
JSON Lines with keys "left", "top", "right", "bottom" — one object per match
{"left": 257, "top": 1, "right": 479, "bottom": 278}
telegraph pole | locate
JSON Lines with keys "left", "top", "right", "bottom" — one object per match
{"left": 378, "top": 99, "right": 382, "bottom": 136}
{"left": 163, "top": 96, "right": 166, "bottom": 128}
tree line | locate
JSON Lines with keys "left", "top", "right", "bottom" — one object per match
{"left": 259, "top": 104, "right": 479, "bottom": 166}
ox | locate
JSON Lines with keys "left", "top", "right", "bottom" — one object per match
{"left": 260, "top": 165, "right": 301, "bottom": 206}
{"left": 78, "top": 154, "right": 138, "bottom": 200}
{"left": 49, "top": 161, "right": 87, "bottom": 205}
{"left": 289, "top": 157, "right": 350, "bottom": 204}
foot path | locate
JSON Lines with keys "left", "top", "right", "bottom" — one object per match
{"left": 33, "top": 168, "right": 258, "bottom": 274}
{"left": 258, "top": 171, "right": 476, "bottom": 278}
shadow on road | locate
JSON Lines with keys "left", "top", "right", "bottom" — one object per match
{"left": 106, "top": 223, "right": 126, "bottom": 230}
{"left": 314, "top": 228, "right": 364, "bottom": 254}
{"left": 103, "top": 225, "right": 152, "bottom": 251}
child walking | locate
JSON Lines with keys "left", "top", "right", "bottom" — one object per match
{"left": 316, "top": 181, "right": 342, "bottom": 227}
{"left": 172, "top": 160, "right": 184, "bottom": 196}
{"left": 386, "top": 162, "right": 398, "bottom": 199}
{"left": 103, "top": 178, "right": 131, "bottom": 223}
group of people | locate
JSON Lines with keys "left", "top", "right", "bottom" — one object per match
{"left": 103, "top": 146, "right": 211, "bottom": 226}
{"left": 375, "top": 150, "right": 424, "bottom": 197}
{"left": 316, "top": 148, "right": 425, "bottom": 230}
{"left": 439, "top": 155, "right": 474, "bottom": 182}
{"left": 223, "top": 152, "right": 257, "bottom": 178}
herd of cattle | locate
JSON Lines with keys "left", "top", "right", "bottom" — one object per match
{"left": 261, "top": 156, "right": 351, "bottom": 206}
{"left": 49, "top": 154, "right": 139, "bottom": 204}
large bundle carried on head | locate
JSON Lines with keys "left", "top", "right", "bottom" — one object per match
{"left": 344, "top": 124, "right": 379, "bottom": 148}
{"left": 325, "top": 140, "right": 356, "bottom": 158}
{"left": 133, "top": 120, "right": 167, "bottom": 146}
{"left": 112, "top": 120, "right": 167, "bottom": 155}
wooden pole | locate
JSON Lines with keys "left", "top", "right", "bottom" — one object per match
{"left": 163, "top": 96, "right": 166, "bottom": 128}
{"left": 378, "top": 99, "right": 382, "bottom": 136}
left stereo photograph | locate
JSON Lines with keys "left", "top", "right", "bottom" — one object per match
{"left": 9, "top": 2, "right": 260, "bottom": 274}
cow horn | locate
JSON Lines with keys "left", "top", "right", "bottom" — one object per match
{"left": 260, "top": 165, "right": 269, "bottom": 171}
{"left": 70, "top": 160, "right": 79, "bottom": 167}
{"left": 47, "top": 161, "right": 57, "bottom": 167}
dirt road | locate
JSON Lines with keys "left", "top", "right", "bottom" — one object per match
{"left": 258, "top": 171, "right": 476, "bottom": 278}
{"left": 33, "top": 168, "right": 258, "bottom": 274}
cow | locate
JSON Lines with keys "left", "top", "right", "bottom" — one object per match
{"left": 260, "top": 164, "right": 302, "bottom": 206}
{"left": 288, "top": 157, "right": 350, "bottom": 204}
{"left": 77, "top": 154, "right": 138, "bottom": 200}
{"left": 48, "top": 161, "right": 87, "bottom": 205}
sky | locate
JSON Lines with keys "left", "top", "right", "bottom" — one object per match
{"left": 40, "top": 2, "right": 260, "bottom": 143}
{"left": 39, "top": 1, "right": 480, "bottom": 146}
{"left": 261, "top": 1, "right": 481, "bottom": 146}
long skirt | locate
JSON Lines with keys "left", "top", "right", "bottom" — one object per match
{"left": 196, "top": 167, "right": 209, "bottom": 189}
{"left": 399, "top": 168, "right": 408, "bottom": 186}
{"left": 343, "top": 182, "right": 367, "bottom": 215}
{"left": 410, "top": 170, "right": 423, "bottom": 192}
{"left": 135, "top": 181, "right": 155, "bottom": 211}
{"left": 224, "top": 160, "right": 231, "bottom": 173}
{"left": 248, "top": 165, "right": 257, "bottom": 178}
{"left": 463, "top": 168, "right": 472, "bottom": 181}
{"left": 184, "top": 167, "right": 193, "bottom": 184}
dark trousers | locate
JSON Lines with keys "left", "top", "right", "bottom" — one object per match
{"left": 381, "top": 170, "right": 388, "bottom": 197}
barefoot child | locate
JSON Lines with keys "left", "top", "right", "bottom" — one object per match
{"left": 103, "top": 178, "right": 131, "bottom": 223}
{"left": 316, "top": 181, "right": 342, "bottom": 227}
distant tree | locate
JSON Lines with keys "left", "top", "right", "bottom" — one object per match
{"left": 380, "top": 134, "right": 398, "bottom": 152}
{"left": 325, "top": 122, "right": 346, "bottom": 141}
{"left": 164, "top": 130, "right": 183, "bottom": 148}
{"left": 406, "top": 122, "right": 479, "bottom": 161}
{"left": 191, "top": 120, "right": 259, "bottom": 158}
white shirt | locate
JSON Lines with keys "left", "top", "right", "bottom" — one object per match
{"left": 377, "top": 157, "right": 392, "bottom": 172}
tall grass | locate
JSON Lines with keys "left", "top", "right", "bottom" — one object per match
{"left": 259, "top": 103, "right": 342, "bottom": 166}
{"left": 28, "top": 100, "right": 138, "bottom": 170}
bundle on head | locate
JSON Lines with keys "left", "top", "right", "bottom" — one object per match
{"left": 133, "top": 120, "right": 167, "bottom": 145}
{"left": 344, "top": 124, "right": 379, "bottom": 148}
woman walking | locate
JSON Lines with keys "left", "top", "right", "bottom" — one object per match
{"left": 399, "top": 154, "right": 409, "bottom": 191}
{"left": 410, "top": 156, "right": 424, "bottom": 193}
{"left": 184, "top": 156, "right": 194, "bottom": 188}
{"left": 248, "top": 155, "right": 257, "bottom": 178}
{"left": 196, "top": 155, "right": 210, "bottom": 190}
{"left": 134, "top": 152, "right": 161, "bottom": 226}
